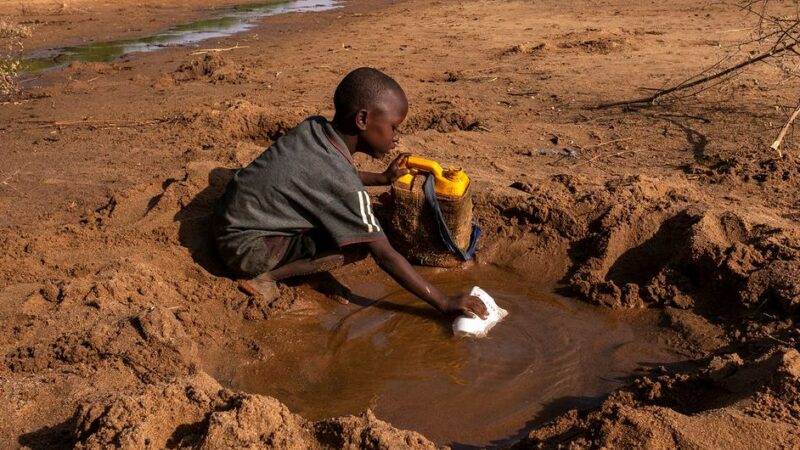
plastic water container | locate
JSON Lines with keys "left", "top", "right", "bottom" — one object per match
{"left": 388, "top": 156, "right": 474, "bottom": 268}
{"left": 452, "top": 286, "right": 509, "bottom": 338}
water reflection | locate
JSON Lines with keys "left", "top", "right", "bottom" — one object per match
{"left": 22, "top": 0, "right": 341, "bottom": 73}
{"left": 210, "top": 266, "right": 680, "bottom": 447}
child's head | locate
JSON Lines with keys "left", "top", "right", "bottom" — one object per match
{"left": 333, "top": 67, "right": 408, "bottom": 158}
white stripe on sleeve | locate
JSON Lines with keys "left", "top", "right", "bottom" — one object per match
{"left": 357, "top": 191, "right": 373, "bottom": 233}
{"left": 364, "top": 193, "right": 380, "bottom": 231}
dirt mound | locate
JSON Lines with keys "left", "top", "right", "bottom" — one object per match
{"left": 516, "top": 347, "right": 800, "bottom": 449}
{"left": 477, "top": 173, "right": 800, "bottom": 313}
{"left": 181, "top": 100, "right": 305, "bottom": 144}
{"left": 111, "top": 160, "right": 300, "bottom": 320}
{"left": 71, "top": 373, "right": 438, "bottom": 449}
{"left": 404, "top": 106, "right": 485, "bottom": 133}
{"left": 502, "top": 41, "right": 548, "bottom": 56}
{"left": 557, "top": 28, "right": 632, "bottom": 54}
{"left": 64, "top": 62, "right": 121, "bottom": 76}
{"left": 170, "top": 53, "right": 251, "bottom": 84}
{"left": 312, "top": 410, "right": 438, "bottom": 449}
{"left": 683, "top": 154, "right": 797, "bottom": 185}
{"left": 684, "top": 153, "right": 800, "bottom": 206}
{"left": 5, "top": 294, "right": 198, "bottom": 383}
{"left": 72, "top": 373, "right": 308, "bottom": 449}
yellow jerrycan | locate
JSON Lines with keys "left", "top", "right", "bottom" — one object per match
{"left": 386, "top": 156, "right": 479, "bottom": 267}
{"left": 396, "top": 156, "right": 470, "bottom": 197}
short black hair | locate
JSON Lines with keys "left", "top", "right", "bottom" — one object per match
{"left": 333, "top": 67, "right": 405, "bottom": 119}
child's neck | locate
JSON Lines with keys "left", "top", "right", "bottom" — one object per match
{"left": 331, "top": 119, "right": 358, "bottom": 156}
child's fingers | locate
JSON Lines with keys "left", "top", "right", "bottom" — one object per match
{"left": 468, "top": 296, "right": 489, "bottom": 319}
{"left": 396, "top": 152, "right": 411, "bottom": 167}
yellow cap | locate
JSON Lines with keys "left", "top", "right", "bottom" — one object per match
{"left": 396, "top": 156, "right": 470, "bottom": 197}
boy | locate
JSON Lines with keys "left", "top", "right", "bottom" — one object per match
{"left": 214, "top": 67, "right": 488, "bottom": 320}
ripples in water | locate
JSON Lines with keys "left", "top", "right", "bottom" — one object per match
{"left": 211, "top": 265, "right": 679, "bottom": 447}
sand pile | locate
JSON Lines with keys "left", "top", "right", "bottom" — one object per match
{"left": 170, "top": 54, "right": 251, "bottom": 85}
{"left": 70, "top": 372, "right": 437, "bottom": 449}
{"left": 516, "top": 347, "right": 800, "bottom": 448}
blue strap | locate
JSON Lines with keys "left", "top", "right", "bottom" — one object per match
{"left": 422, "top": 175, "right": 481, "bottom": 261}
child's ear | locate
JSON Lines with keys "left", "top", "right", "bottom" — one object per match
{"left": 355, "top": 109, "right": 369, "bottom": 131}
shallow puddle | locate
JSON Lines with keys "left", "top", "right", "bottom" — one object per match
{"left": 22, "top": 0, "right": 341, "bottom": 73}
{"left": 210, "top": 266, "right": 680, "bottom": 448}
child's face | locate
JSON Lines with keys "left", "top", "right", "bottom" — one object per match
{"left": 359, "top": 91, "right": 408, "bottom": 158}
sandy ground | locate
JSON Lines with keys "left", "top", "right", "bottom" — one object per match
{"left": 2, "top": 0, "right": 800, "bottom": 448}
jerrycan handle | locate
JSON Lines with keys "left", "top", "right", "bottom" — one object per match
{"left": 403, "top": 156, "right": 469, "bottom": 197}
{"left": 405, "top": 156, "right": 445, "bottom": 179}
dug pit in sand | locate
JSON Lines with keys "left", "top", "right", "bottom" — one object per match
{"left": 5, "top": 0, "right": 800, "bottom": 448}
{"left": 207, "top": 266, "right": 682, "bottom": 447}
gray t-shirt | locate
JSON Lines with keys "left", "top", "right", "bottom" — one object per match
{"left": 214, "top": 116, "right": 384, "bottom": 275}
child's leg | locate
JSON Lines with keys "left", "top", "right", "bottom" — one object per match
{"left": 266, "top": 245, "right": 367, "bottom": 280}
{"left": 242, "top": 245, "right": 367, "bottom": 299}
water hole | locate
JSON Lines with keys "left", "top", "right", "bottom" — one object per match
{"left": 208, "top": 265, "right": 681, "bottom": 448}
{"left": 22, "top": 0, "right": 341, "bottom": 73}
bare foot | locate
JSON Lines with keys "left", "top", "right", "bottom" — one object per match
{"left": 237, "top": 278, "right": 278, "bottom": 301}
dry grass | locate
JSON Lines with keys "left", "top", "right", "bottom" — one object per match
{"left": 0, "top": 18, "right": 31, "bottom": 96}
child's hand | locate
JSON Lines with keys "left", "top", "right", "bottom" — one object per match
{"left": 382, "top": 153, "right": 411, "bottom": 184}
{"left": 445, "top": 294, "right": 489, "bottom": 319}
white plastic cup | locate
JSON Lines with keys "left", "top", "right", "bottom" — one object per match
{"left": 452, "top": 286, "right": 508, "bottom": 338}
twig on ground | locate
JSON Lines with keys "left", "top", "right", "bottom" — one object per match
{"left": 464, "top": 75, "right": 498, "bottom": 82}
{"left": 765, "top": 333, "right": 792, "bottom": 346}
{"left": 577, "top": 137, "right": 633, "bottom": 150}
{"left": 190, "top": 45, "right": 249, "bottom": 55}
{"left": 770, "top": 101, "right": 800, "bottom": 157}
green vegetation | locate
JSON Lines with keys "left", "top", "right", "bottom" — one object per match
{"left": 0, "top": 18, "right": 31, "bottom": 96}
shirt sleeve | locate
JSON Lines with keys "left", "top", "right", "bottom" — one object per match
{"left": 314, "top": 188, "right": 385, "bottom": 247}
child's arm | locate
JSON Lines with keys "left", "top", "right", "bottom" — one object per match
{"left": 358, "top": 153, "right": 410, "bottom": 186}
{"left": 365, "top": 237, "right": 488, "bottom": 319}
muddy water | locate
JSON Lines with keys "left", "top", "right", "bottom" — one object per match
{"left": 22, "top": 0, "right": 341, "bottom": 73}
{"left": 211, "top": 266, "right": 680, "bottom": 448}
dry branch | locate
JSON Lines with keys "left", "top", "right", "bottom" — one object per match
{"left": 770, "top": 101, "right": 800, "bottom": 157}
{"left": 578, "top": 137, "right": 633, "bottom": 150}
{"left": 597, "top": 40, "right": 798, "bottom": 109}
